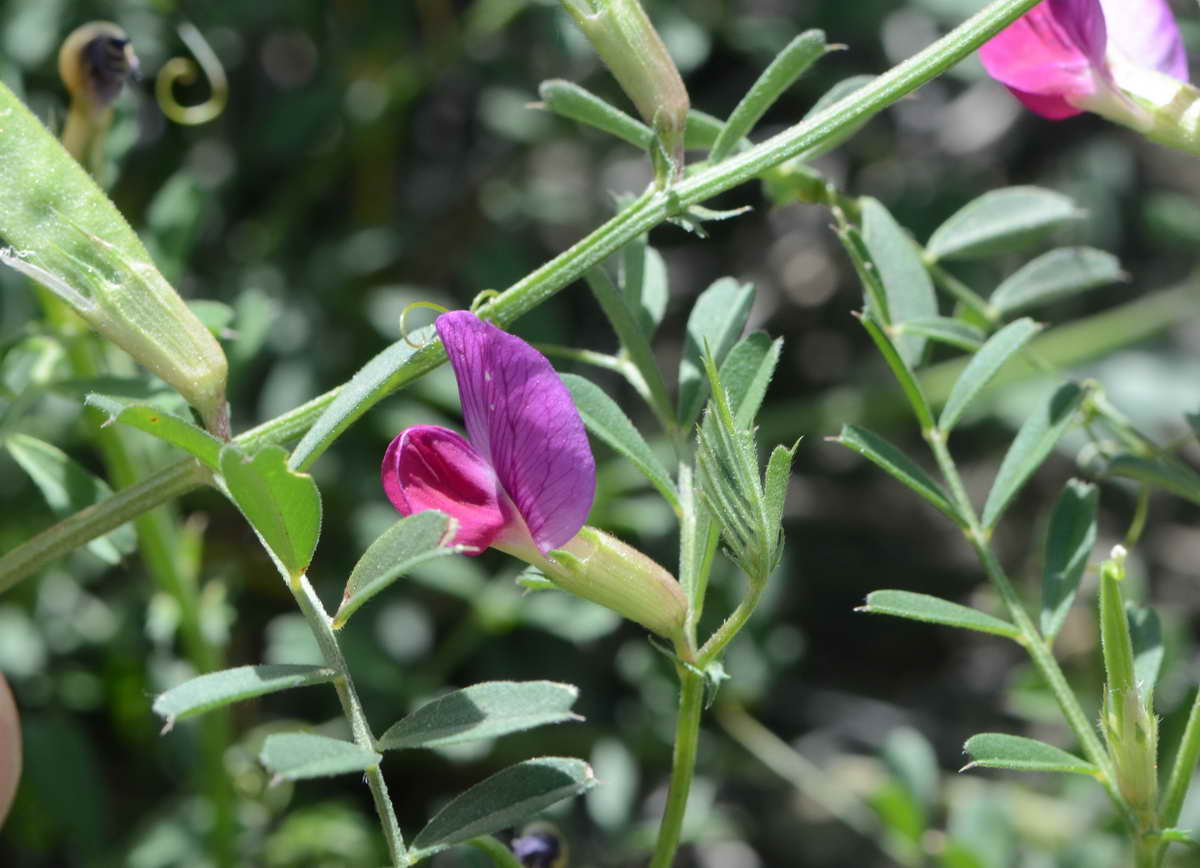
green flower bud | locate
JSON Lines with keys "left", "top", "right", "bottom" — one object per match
{"left": 560, "top": 0, "right": 690, "bottom": 185}
{"left": 501, "top": 525, "right": 688, "bottom": 647}
{"left": 0, "top": 81, "right": 229, "bottom": 437}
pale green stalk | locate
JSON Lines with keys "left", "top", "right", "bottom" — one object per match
{"left": 1156, "top": 688, "right": 1200, "bottom": 865}
{"left": 649, "top": 665, "right": 704, "bottom": 868}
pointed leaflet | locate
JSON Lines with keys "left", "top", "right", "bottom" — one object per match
{"left": 926, "top": 187, "right": 1083, "bottom": 262}
{"left": 856, "top": 314, "right": 935, "bottom": 432}
{"left": 939, "top": 318, "right": 1040, "bottom": 433}
{"left": 85, "top": 393, "right": 223, "bottom": 470}
{"left": 894, "top": 317, "right": 984, "bottom": 352}
{"left": 619, "top": 238, "right": 669, "bottom": 335}
{"left": 377, "top": 681, "right": 581, "bottom": 750}
{"left": 5, "top": 433, "right": 136, "bottom": 564}
{"left": 677, "top": 277, "right": 755, "bottom": 428}
{"left": 560, "top": 374, "right": 678, "bottom": 510}
{"left": 1041, "top": 479, "right": 1098, "bottom": 641}
{"left": 962, "top": 733, "right": 1098, "bottom": 776}
{"left": 410, "top": 758, "right": 594, "bottom": 854}
{"left": 833, "top": 426, "right": 961, "bottom": 525}
{"left": 1104, "top": 454, "right": 1200, "bottom": 505}
{"left": 861, "top": 198, "right": 939, "bottom": 368}
{"left": 259, "top": 733, "right": 380, "bottom": 782}
{"left": 982, "top": 383, "right": 1085, "bottom": 529}
{"left": 153, "top": 664, "right": 336, "bottom": 729}
{"left": 989, "top": 247, "right": 1123, "bottom": 317}
{"left": 1129, "top": 606, "right": 1163, "bottom": 694}
{"left": 438, "top": 312, "right": 595, "bottom": 554}
{"left": 859, "top": 590, "right": 1020, "bottom": 641}
{"left": 220, "top": 445, "right": 321, "bottom": 579}
{"left": 538, "top": 79, "right": 653, "bottom": 151}
{"left": 709, "top": 30, "right": 829, "bottom": 162}
{"left": 719, "top": 332, "right": 783, "bottom": 429}
{"left": 335, "top": 512, "right": 461, "bottom": 627}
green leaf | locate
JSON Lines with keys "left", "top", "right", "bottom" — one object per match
{"left": 1041, "top": 479, "right": 1098, "bottom": 641}
{"left": 938, "top": 318, "right": 1040, "bottom": 432}
{"left": 619, "top": 239, "right": 669, "bottom": 335}
{"left": 153, "top": 664, "right": 336, "bottom": 730}
{"left": 835, "top": 220, "right": 890, "bottom": 323}
{"left": 682, "top": 109, "right": 728, "bottom": 150}
{"left": 764, "top": 442, "right": 796, "bottom": 540}
{"left": 796, "top": 74, "right": 874, "bottom": 160}
{"left": 990, "top": 247, "right": 1123, "bottom": 317}
{"left": 961, "top": 733, "right": 1098, "bottom": 776}
{"left": 410, "top": 758, "right": 595, "bottom": 854}
{"left": 334, "top": 512, "right": 461, "bottom": 627}
{"left": 187, "top": 299, "right": 236, "bottom": 336}
{"left": 678, "top": 277, "right": 755, "bottom": 427}
{"left": 718, "top": 331, "right": 783, "bottom": 429}
{"left": 1128, "top": 605, "right": 1163, "bottom": 694}
{"left": 5, "top": 433, "right": 136, "bottom": 564}
{"left": 926, "top": 187, "right": 1084, "bottom": 262}
{"left": 1104, "top": 454, "right": 1200, "bottom": 505}
{"left": 982, "top": 383, "right": 1084, "bottom": 529}
{"left": 834, "top": 425, "right": 961, "bottom": 524}
{"left": 377, "top": 681, "right": 581, "bottom": 751}
{"left": 585, "top": 267, "right": 674, "bottom": 424}
{"left": 1160, "top": 828, "right": 1200, "bottom": 849}
{"left": 560, "top": 374, "right": 679, "bottom": 510}
{"left": 856, "top": 314, "right": 935, "bottom": 431}
{"left": 894, "top": 317, "right": 985, "bottom": 352}
{"left": 861, "top": 198, "right": 939, "bottom": 367}
{"left": 259, "top": 733, "right": 380, "bottom": 783}
{"left": 709, "top": 30, "right": 829, "bottom": 163}
{"left": 859, "top": 590, "right": 1020, "bottom": 641}
{"left": 219, "top": 445, "right": 322, "bottom": 579}
{"left": 537, "top": 79, "right": 653, "bottom": 151}
{"left": 85, "top": 393, "right": 223, "bottom": 470}
{"left": 288, "top": 324, "right": 438, "bottom": 471}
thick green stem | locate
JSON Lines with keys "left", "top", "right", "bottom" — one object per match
{"left": 290, "top": 574, "right": 407, "bottom": 865}
{"left": 697, "top": 581, "right": 764, "bottom": 667}
{"left": 650, "top": 666, "right": 704, "bottom": 868}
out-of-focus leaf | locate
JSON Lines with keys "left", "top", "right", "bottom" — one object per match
{"left": 377, "top": 681, "right": 581, "bottom": 750}
{"left": 1104, "top": 454, "right": 1200, "bottom": 505}
{"left": 796, "top": 74, "right": 874, "bottom": 160}
{"left": 1128, "top": 605, "right": 1163, "bottom": 694}
{"left": 989, "top": 247, "right": 1123, "bottom": 317}
{"left": 619, "top": 239, "right": 669, "bottom": 335}
{"left": 538, "top": 78, "right": 652, "bottom": 150}
{"left": 1041, "top": 479, "right": 1098, "bottom": 641}
{"left": 939, "top": 318, "right": 1040, "bottom": 432}
{"left": 334, "top": 512, "right": 459, "bottom": 627}
{"left": 961, "top": 733, "right": 1097, "bottom": 776}
{"left": 982, "top": 383, "right": 1084, "bottom": 529}
{"left": 561, "top": 374, "right": 678, "bottom": 510}
{"left": 926, "top": 187, "right": 1083, "bottom": 261}
{"left": 5, "top": 433, "right": 135, "bottom": 564}
{"left": 85, "top": 393, "right": 223, "bottom": 470}
{"left": 894, "top": 317, "right": 984, "bottom": 352}
{"left": 677, "top": 277, "right": 754, "bottom": 427}
{"left": 259, "top": 733, "right": 380, "bottom": 782}
{"left": 187, "top": 299, "right": 235, "bottom": 336}
{"left": 856, "top": 314, "right": 935, "bottom": 431}
{"left": 220, "top": 444, "right": 321, "bottom": 579}
{"left": 153, "top": 664, "right": 336, "bottom": 730}
{"left": 833, "top": 425, "right": 959, "bottom": 523}
{"left": 858, "top": 590, "right": 1020, "bottom": 640}
{"left": 861, "top": 198, "right": 938, "bottom": 367}
{"left": 410, "top": 758, "right": 594, "bottom": 854}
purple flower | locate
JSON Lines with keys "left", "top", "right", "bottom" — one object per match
{"left": 980, "top": 0, "right": 1187, "bottom": 120}
{"left": 382, "top": 311, "right": 595, "bottom": 558}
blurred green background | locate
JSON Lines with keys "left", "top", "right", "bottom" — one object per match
{"left": 1, "top": 0, "right": 1199, "bottom": 865}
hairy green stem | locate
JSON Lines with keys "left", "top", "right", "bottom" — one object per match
{"left": 697, "top": 580, "right": 764, "bottom": 667}
{"left": 650, "top": 666, "right": 704, "bottom": 868}
{"left": 290, "top": 574, "right": 407, "bottom": 865}
{"left": 925, "top": 428, "right": 1130, "bottom": 821}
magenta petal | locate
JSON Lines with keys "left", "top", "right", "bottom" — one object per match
{"left": 980, "top": 1, "right": 1102, "bottom": 102}
{"left": 436, "top": 311, "right": 596, "bottom": 554}
{"left": 1009, "top": 88, "right": 1084, "bottom": 120}
{"left": 1100, "top": 0, "right": 1188, "bottom": 82}
{"left": 381, "top": 425, "right": 508, "bottom": 553}
{"left": 1049, "top": 0, "right": 1107, "bottom": 67}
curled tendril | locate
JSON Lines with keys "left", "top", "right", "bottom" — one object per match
{"left": 155, "top": 21, "right": 227, "bottom": 126}
{"left": 468, "top": 289, "right": 499, "bottom": 313}
{"left": 399, "top": 302, "right": 449, "bottom": 348}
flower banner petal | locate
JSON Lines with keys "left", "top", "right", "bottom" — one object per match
{"left": 437, "top": 312, "right": 595, "bottom": 553}
{"left": 1100, "top": 0, "right": 1187, "bottom": 82}
{"left": 979, "top": 1, "right": 1101, "bottom": 114}
{"left": 382, "top": 425, "right": 507, "bottom": 553}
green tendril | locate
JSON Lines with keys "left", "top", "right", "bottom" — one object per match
{"left": 156, "top": 21, "right": 228, "bottom": 126}
{"left": 399, "top": 301, "right": 449, "bottom": 347}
